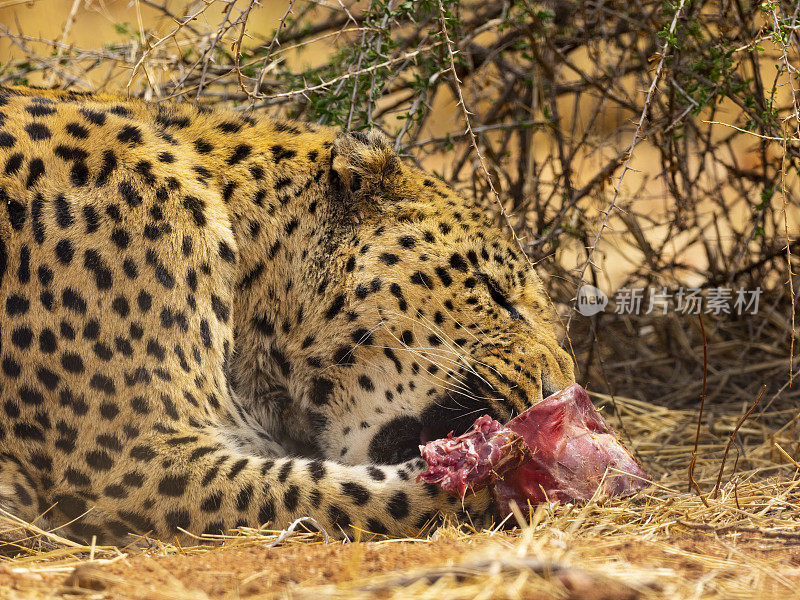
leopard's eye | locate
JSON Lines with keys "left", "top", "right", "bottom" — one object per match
{"left": 483, "top": 275, "right": 523, "bottom": 320}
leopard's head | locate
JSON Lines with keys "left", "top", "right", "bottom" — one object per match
{"left": 239, "top": 130, "right": 575, "bottom": 464}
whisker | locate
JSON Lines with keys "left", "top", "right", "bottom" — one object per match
{"left": 339, "top": 308, "right": 512, "bottom": 412}
{"left": 381, "top": 309, "right": 501, "bottom": 391}
{"left": 378, "top": 330, "right": 479, "bottom": 400}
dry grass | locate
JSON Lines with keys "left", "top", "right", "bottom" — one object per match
{"left": 0, "top": 1, "right": 798, "bottom": 598}
{"left": 2, "top": 391, "right": 798, "bottom": 599}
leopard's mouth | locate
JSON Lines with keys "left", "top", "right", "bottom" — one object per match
{"left": 366, "top": 395, "right": 502, "bottom": 465}
{"left": 419, "top": 426, "right": 439, "bottom": 446}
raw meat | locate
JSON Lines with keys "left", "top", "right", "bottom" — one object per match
{"left": 418, "top": 384, "right": 649, "bottom": 512}
{"left": 417, "top": 415, "right": 531, "bottom": 497}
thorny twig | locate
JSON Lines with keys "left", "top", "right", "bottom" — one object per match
{"left": 436, "top": 0, "right": 577, "bottom": 365}
{"left": 688, "top": 313, "right": 709, "bottom": 507}
{"left": 566, "top": 0, "right": 689, "bottom": 331}
{"left": 247, "top": 45, "right": 441, "bottom": 107}
{"left": 712, "top": 385, "right": 766, "bottom": 499}
{"left": 251, "top": 0, "right": 298, "bottom": 101}
{"left": 435, "top": 0, "right": 529, "bottom": 262}
{"left": 126, "top": 0, "right": 216, "bottom": 90}
{"left": 766, "top": 1, "right": 799, "bottom": 386}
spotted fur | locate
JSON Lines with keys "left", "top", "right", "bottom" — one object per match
{"left": 0, "top": 86, "right": 575, "bottom": 544}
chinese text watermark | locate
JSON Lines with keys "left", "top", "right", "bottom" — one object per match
{"left": 576, "top": 286, "right": 761, "bottom": 317}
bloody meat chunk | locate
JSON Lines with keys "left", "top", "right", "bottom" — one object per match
{"left": 418, "top": 384, "right": 649, "bottom": 511}
{"left": 417, "top": 415, "right": 531, "bottom": 497}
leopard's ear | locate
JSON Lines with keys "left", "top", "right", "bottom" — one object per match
{"left": 330, "top": 130, "right": 405, "bottom": 201}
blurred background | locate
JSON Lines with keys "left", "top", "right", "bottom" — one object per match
{"left": 1, "top": 0, "right": 798, "bottom": 473}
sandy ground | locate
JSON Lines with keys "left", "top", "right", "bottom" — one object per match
{"left": 1, "top": 387, "right": 799, "bottom": 600}
{"left": 1, "top": 528, "right": 799, "bottom": 600}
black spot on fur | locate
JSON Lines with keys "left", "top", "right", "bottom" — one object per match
{"left": 157, "top": 474, "right": 189, "bottom": 497}
{"left": 25, "top": 122, "right": 51, "bottom": 141}
{"left": 341, "top": 482, "right": 370, "bottom": 505}
{"left": 271, "top": 145, "right": 296, "bottom": 162}
{"left": 228, "top": 143, "right": 252, "bottom": 165}
{"left": 117, "top": 125, "right": 142, "bottom": 144}
{"left": 387, "top": 491, "right": 410, "bottom": 519}
{"left": 310, "top": 378, "right": 334, "bottom": 405}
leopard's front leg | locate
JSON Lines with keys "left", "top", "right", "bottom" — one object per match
{"left": 46, "top": 423, "right": 494, "bottom": 544}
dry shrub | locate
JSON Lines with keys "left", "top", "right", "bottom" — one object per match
{"left": 3, "top": 0, "right": 795, "bottom": 406}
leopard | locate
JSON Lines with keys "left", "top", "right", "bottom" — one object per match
{"left": 0, "top": 85, "right": 575, "bottom": 545}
